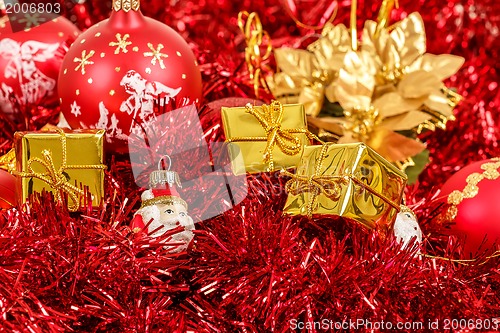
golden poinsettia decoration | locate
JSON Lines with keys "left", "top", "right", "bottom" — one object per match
{"left": 269, "top": 5, "right": 465, "bottom": 168}
{"left": 334, "top": 49, "right": 429, "bottom": 164}
{"left": 361, "top": 12, "right": 465, "bottom": 132}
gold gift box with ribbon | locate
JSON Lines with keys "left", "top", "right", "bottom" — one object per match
{"left": 221, "top": 101, "right": 313, "bottom": 175}
{"left": 14, "top": 129, "right": 106, "bottom": 211}
{"left": 283, "top": 143, "right": 407, "bottom": 230}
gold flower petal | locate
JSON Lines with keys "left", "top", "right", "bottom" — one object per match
{"left": 373, "top": 92, "right": 425, "bottom": 118}
{"left": 362, "top": 19, "right": 389, "bottom": 66}
{"left": 268, "top": 72, "right": 303, "bottom": 99}
{"left": 308, "top": 23, "right": 350, "bottom": 72}
{"left": 366, "top": 128, "right": 426, "bottom": 162}
{"left": 319, "top": 22, "right": 351, "bottom": 53}
{"left": 424, "top": 91, "right": 454, "bottom": 116}
{"left": 299, "top": 85, "right": 325, "bottom": 117}
{"left": 335, "top": 83, "right": 372, "bottom": 110}
{"left": 397, "top": 70, "right": 441, "bottom": 99}
{"left": 342, "top": 50, "right": 378, "bottom": 79}
{"left": 419, "top": 53, "right": 465, "bottom": 81}
{"left": 335, "top": 51, "right": 376, "bottom": 110}
{"left": 274, "top": 48, "right": 316, "bottom": 81}
{"left": 307, "top": 116, "right": 345, "bottom": 136}
{"left": 373, "top": 83, "right": 397, "bottom": 99}
{"left": 324, "top": 82, "right": 337, "bottom": 103}
{"left": 389, "top": 12, "right": 426, "bottom": 68}
{"left": 381, "top": 110, "right": 433, "bottom": 131}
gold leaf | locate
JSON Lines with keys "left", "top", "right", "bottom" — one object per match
{"left": 397, "top": 70, "right": 441, "bottom": 99}
{"left": 299, "top": 85, "right": 325, "bottom": 117}
{"left": 380, "top": 110, "right": 433, "bottom": 131}
{"left": 308, "top": 23, "right": 350, "bottom": 72}
{"left": 418, "top": 53, "right": 465, "bottom": 81}
{"left": 268, "top": 72, "right": 303, "bottom": 98}
{"left": 424, "top": 91, "right": 454, "bottom": 116}
{"left": 306, "top": 116, "right": 345, "bottom": 136}
{"left": 389, "top": 12, "right": 426, "bottom": 68}
{"left": 274, "top": 48, "right": 315, "bottom": 81}
{"left": 324, "top": 82, "right": 337, "bottom": 103}
{"left": 366, "top": 128, "right": 426, "bottom": 162}
{"left": 362, "top": 19, "right": 389, "bottom": 66}
{"left": 373, "top": 92, "right": 425, "bottom": 118}
{"left": 335, "top": 51, "right": 376, "bottom": 110}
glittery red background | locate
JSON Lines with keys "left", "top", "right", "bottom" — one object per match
{"left": 0, "top": 0, "right": 499, "bottom": 331}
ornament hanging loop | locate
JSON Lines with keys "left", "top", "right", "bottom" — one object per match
{"left": 158, "top": 155, "right": 172, "bottom": 172}
{"left": 149, "top": 155, "right": 182, "bottom": 189}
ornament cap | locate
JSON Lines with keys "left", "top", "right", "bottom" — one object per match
{"left": 113, "top": 0, "right": 140, "bottom": 12}
{"left": 399, "top": 205, "right": 416, "bottom": 219}
{"left": 149, "top": 155, "right": 182, "bottom": 189}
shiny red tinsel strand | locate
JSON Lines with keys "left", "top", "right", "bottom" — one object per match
{"left": 1, "top": 0, "right": 500, "bottom": 331}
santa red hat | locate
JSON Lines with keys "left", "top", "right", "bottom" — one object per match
{"left": 131, "top": 183, "right": 187, "bottom": 232}
{"left": 139, "top": 188, "right": 188, "bottom": 210}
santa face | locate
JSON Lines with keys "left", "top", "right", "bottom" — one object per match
{"left": 142, "top": 202, "right": 194, "bottom": 245}
{"left": 157, "top": 202, "right": 194, "bottom": 230}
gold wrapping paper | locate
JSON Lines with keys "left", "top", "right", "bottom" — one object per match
{"left": 14, "top": 129, "right": 106, "bottom": 211}
{"left": 221, "top": 101, "right": 311, "bottom": 175}
{"left": 283, "top": 143, "right": 407, "bottom": 230}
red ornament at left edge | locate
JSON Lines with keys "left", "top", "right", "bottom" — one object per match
{"left": 0, "top": 14, "right": 80, "bottom": 118}
{"left": 0, "top": 169, "right": 16, "bottom": 209}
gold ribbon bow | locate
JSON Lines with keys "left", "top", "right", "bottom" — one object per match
{"left": 227, "top": 101, "right": 320, "bottom": 171}
{"left": 282, "top": 171, "right": 349, "bottom": 218}
{"left": 281, "top": 144, "right": 347, "bottom": 217}
{"left": 282, "top": 144, "right": 400, "bottom": 218}
{"left": 238, "top": 11, "right": 272, "bottom": 98}
{"left": 15, "top": 129, "right": 107, "bottom": 212}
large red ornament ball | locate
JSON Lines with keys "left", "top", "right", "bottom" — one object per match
{"left": 58, "top": 4, "right": 202, "bottom": 154}
{"left": 0, "top": 14, "right": 80, "bottom": 118}
{"left": 439, "top": 158, "right": 500, "bottom": 256}
{"left": 0, "top": 169, "right": 16, "bottom": 209}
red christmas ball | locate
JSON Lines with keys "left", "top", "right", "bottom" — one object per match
{"left": 0, "top": 169, "right": 16, "bottom": 209}
{"left": 58, "top": 1, "right": 202, "bottom": 154}
{"left": 0, "top": 14, "right": 80, "bottom": 118}
{"left": 440, "top": 158, "right": 500, "bottom": 255}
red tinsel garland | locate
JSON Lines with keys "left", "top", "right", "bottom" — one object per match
{"left": 1, "top": 0, "right": 499, "bottom": 331}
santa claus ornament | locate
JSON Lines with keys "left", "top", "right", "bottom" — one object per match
{"left": 131, "top": 156, "right": 194, "bottom": 251}
{"left": 58, "top": 0, "right": 202, "bottom": 154}
{"left": 393, "top": 205, "right": 422, "bottom": 248}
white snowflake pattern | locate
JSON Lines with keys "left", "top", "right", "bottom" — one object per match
{"left": 18, "top": 13, "right": 46, "bottom": 29}
{"left": 70, "top": 100, "right": 81, "bottom": 117}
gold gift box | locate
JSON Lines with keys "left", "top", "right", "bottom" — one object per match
{"left": 221, "top": 103, "right": 310, "bottom": 175}
{"left": 14, "top": 129, "right": 106, "bottom": 211}
{"left": 283, "top": 143, "right": 407, "bottom": 230}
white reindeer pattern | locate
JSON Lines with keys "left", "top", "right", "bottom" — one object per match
{"left": 119, "top": 70, "right": 181, "bottom": 128}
